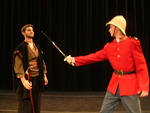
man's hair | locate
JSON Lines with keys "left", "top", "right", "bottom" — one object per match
{"left": 21, "top": 24, "right": 34, "bottom": 33}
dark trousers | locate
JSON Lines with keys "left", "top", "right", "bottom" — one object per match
{"left": 18, "top": 76, "right": 41, "bottom": 113}
{"left": 100, "top": 88, "right": 142, "bottom": 113}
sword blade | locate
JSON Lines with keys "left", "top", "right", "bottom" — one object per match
{"left": 41, "top": 31, "right": 66, "bottom": 57}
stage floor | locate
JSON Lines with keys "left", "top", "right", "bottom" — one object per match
{"left": 0, "top": 90, "right": 150, "bottom": 113}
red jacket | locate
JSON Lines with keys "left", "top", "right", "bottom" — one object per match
{"left": 75, "top": 37, "right": 149, "bottom": 96}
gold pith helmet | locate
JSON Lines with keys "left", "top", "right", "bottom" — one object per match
{"left": 106, "top": 15, "right": 126, "bottom": 35}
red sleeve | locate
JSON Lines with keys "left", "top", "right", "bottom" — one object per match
{"left": 132, "top": 39, "right": 149, "bottom": 91}
{"left": 74, "top": 44, "right": 109, "bottom": 66}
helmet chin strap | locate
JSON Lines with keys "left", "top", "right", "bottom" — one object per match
{"left": 112, "top": 26, "right": 117, "bottom": 37}
{"left": 112, "top": 26, "right": 125, "bottom": 43}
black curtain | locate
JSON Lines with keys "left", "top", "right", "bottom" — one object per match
{"left": 0, "top": 0, "right": 150, "bottom": 91}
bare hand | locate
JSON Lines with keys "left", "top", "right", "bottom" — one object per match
{"left": 64, "top": 55, "right": 75, "bottom": 66}
{"left": 21, "top": 77, "right": 32, "bottom": 90}
{"left": 44, "top": 74, "right": 48, "bottom": 85}
{"left": 138, "top": 91, "right": 149, "bottom": 97}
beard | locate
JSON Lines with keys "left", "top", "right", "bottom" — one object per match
{"left": 26, "top": 35, "right": 34, "bottom": 39}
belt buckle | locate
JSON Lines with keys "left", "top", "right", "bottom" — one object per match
{"left": 120, "top": 70, "right": 123, "bottom": 75}
{"left": 119, "top": 70, "right": 123, "bottom": 77}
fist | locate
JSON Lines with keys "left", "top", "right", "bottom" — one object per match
{"left": 64, "top": 55, "right": 75, "bottom": 66}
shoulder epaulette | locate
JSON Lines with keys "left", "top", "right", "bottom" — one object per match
{"left": 13, "top": 50, "right": 20, "bottom": 55}
{"left": 13, "top": 50, "right": 23, "bottom": 59}
{"left": 133, "top": 37, "right": 138, "bottom": 40}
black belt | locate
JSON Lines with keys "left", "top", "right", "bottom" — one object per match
{"left": 114, "top": 70, "right": 136, "bottom": 75}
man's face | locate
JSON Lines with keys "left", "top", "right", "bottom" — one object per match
{"left": 108, "top": 25, "right": 116, "bottom": 37}
{"left": 22, "top": 26, "right": 34, "bottom": 38}
{"left": 108, "top": 25, "right": 121, "bottom": 37}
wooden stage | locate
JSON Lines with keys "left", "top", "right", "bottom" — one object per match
{"left": 0, "top": 90, "right": 150, "bottom": 113}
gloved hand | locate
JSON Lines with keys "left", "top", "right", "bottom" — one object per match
{"left": 64, "top": 55, "right": 75, "bottom": 66}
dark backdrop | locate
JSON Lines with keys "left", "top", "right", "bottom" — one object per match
{"left": 0, "top": 0, "right": 150, "bottom": 91}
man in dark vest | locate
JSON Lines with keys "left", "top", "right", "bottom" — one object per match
{"left": 13, "top": 24, "right": 48, "bottom": 113}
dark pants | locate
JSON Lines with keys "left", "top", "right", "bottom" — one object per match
{"left": 100, "top": 88, "right": 142, "bottom": 113}
{"left": 18, "top": 76, "right": 41, "bottom": 113}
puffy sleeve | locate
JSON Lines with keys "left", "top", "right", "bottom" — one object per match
{"left": 42, "top": 60, "right": 47, "bottom": 74}
{"left": 14, "top": 55, "right": 25, "bottom": 78}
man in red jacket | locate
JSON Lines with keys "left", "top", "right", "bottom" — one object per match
{"left": 64, "top": 15, "right": 149, "bottom": 113}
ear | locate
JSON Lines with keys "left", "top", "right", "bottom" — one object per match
{"left": 22, "top": 32, "right": 25, "bottom": 35}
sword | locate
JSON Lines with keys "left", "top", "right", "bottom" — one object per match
{"left": 25, "top": 69, "right": 36, "bottom": 113}
{"left": 41, "top": 31, "right": 74, "bottom": 66}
